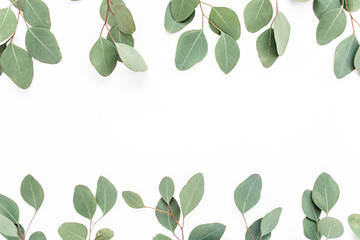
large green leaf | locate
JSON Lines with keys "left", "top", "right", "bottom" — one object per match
{"left": 73, "top": 185, "right": 97, "bottom": 220}
{"left": 244, "top": 0, "right": 273, "bottom": 33}
{"left": 159, "top": 176, "right": 175, "bottom": 204}
{"left": 0, "top": 214, "right": 17, "bottom": 237}
{"left": 313, "top": 0, "right": 341, "bottom": 18}
{"left": 89, "top": 37, "right": 118, "bottom": 76}
{"left": 25, "top": 28, "right": 62, "bottom": 64}
{"left": 234, "top": 174, "right": 262, "bottom": 214}
{"left": 188, "top": 223, "right": 226, "bottom": 240}
{"left": 0, "top": 195, "right": 19, "bottom": 224}
{"left": 58, "top": 223, "right": 88, "bottom": 240}
{"left": 354, "top": 47, "right": 360, "bottom": 74}
{"left": 23, "top": 0, "right": 51, "bottom": 29}
{"left": 312, "top": 172, "right": 339, "bottom": 214}
{"left": 100, "top": 0, "right": 125, "bottom": 27}
{"left": 122, "top": 191, "right": 145, "bottom": 208}
{"left": 95, "top": 228, "right": 114, "bottom": 240}
{"left": 273, "top": 12, "right": 290, "bottom": 56}
{"left": 153, "top": 234, "right": 172, "bottom": 240}
{"left": 29, "top": 231, "right": 46, "bottom": 240}
{"left": 303, "top": 218, "right": 321, "bottom": 240}
{"left": 318, "top": 217, "right": 344, "bottom": 239}
{"left": 260, "top": 207, "right": 282, "bottom": 236}
{"left": 114, "top": 43, "right": 147, "bottom": 71}
{"left": 0, "top": 8, "right": 17, "bottom": 42}
{"left": 349, "top": 214, "right": 360, "bottom": 238}
{"left": 21, "top": 175, "right": 44, "bottom": 210}
{"left": 96, "top": 176, "right": 117, "bottom": 216}
{"left": 334, "top": 34, "right": 359, "bottom": 79}
{"left": 209, "top": 7, "right": 241, "bottom": 40}
{"left": 175, "top": 30, "right": 208, "bottom": 70}
{"left": 316, "top": 8, "right": 346, "bottom": 45}
{"left": 215, "top": 33, "right": 240, "bottom": 74}
{"left": 113, "top": 4, "right": 136, "bottom": 35}
{"left": 245, "top": 219, "right": 271, "bottom": 240}
{"left": 164, "top": 3, "right": 195, "bottom": 33}
{"left": 171, "top": 0, "right": 198, "bottom": 22}
{"left": 155, "top": 198, "right": 180, "bottom": 232}
{"left": 302, "top": 190, "right": 321, "bottom": 222}
{"left": 256, "top": 28, "right": 279, "bottom": 68}
{"left": 180, "top": 173, "right": 204, "bottom": 217}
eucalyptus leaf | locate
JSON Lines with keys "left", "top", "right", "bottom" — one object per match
{"left": 245, "top": 219, "right": 271, "bottom": 240}
{"left": 100, "top": 0, "right": 125, "bottom": 27}
{"left": 114, "top": 43, "right": 148, "bottom": 72}
{"left": 0, "top": 8, "right": 17, "bottom": 43}
{"left": 164, "top": 3, "right": 195, "bottom": 33}
{"left": 155, "top": 198, "right": 180, "bottom": 232}
{"left": 2, "top": 224, "right": 24, "bottom": 240}
{"left": 273, "top": 12, "right": 290, "bottom": 56}
{"left": 343, "top": 0, "right": 360, "bottom": 12}
{"left": 23, "top": 0, "right": 51, "bottom": 29}
{"left": 318, "top": 217, "right": 344, "bottom": 239}
{"left": 215, "top": 33, "right": 240, "bottom": 74}
{"left": 10, "top": 0, "right": 28, "bottom": 11}
{"left": 303, "top": 218, "right": 321, "bottom": 240}
{"left": 58, "top": 222, "right": 88, "bottom": 240}
{"left": 171, "top": 0, "right": 198, "bottom": 22}
{"left": 0, "top": 195, "right": 19, "bottom": 224}
{"left": 180, "top": 173, "right": 204, "bottom": 217}
{"left": 234, "top": 174, "right": 262, "bottom": 214}
{"left": 89, "top": 37, "right": 118, "bottom": 76}
{"left": 188, "top": 223, "right": 226, "bottom": 240}
{"left": 302, "top": 190, "right": 321, "bottom": 222}
{"left": 354, "top": 47, "right": 360, "bottom": 74}
{"left": 260, "top": 207, "right": 282, "bottom": 236}
{"left": 313, "top": 0, "right": 341, "bottom": 18}
{"left": 159, "top": 176, "right": 175, "bottom": 204}
{"left": 20, "top": 175, "right": 44, "bottom": 210}
{"left": 122, "top": 191, "right": 145, "bottom": 208}
{"left": 312, "top": 172, "right": 340, "bottom": 214}
{"left": 113, "top": 4, "right": 136, "bottom": 35}
{"left": 107, "top": 27, "right": 134, "bottom": 47}
{"left": 95, "top": 228, "right": 114, "bottom": 240}
{"left": 209, "top": 7, "right": 241, "bottom": 40}
{"left": 244, "top": 0, "right": 273, "bottom": 33}
{"left": 349, "top": 214, "right": 360, "bottom": 238}
{"left": 316, "top": 8, "right": 346, "bottom": 45}
{"left": 73, "top": 185, "right": 97, "bottom": 220}
{"left": 96, "top": 176, "right": 117, "bottom": 216}
{"left": 334, "top": 34, "right": 359, "bottom": 79}
{"left": 29, "top": 231, "right": 46, "bottom": 240}
{"left": 256, "top": 28, "right": 279, "bottom": 68}
{"left": 0, "top": 213, "right": 18, "bottom": 237}
{"left": 153, "top": 234, "right": 172, "bottom": 240}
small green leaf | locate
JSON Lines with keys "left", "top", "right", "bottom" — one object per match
{"left": 312, "top": 172, "right": 339, "bottom": 214}
{"left": 256, "top": 28, "right": 279, "bottom": 68}
{"left": 29, "top": 231, "right": 46, "bottom": 240}
{"left": 175, "top": 30, "right": 208, "bottom": 70}
{"left": 171, "top": 0, "right": 198, "bottom": 22}
{"left": 155, "top": 198, "right": 180, "bottom": 232}
{"left": 21, "top": 175, "right": 44, "bottom": 210}
{"left": 23, "top": 0, "right": 51, "bottom": 29}
{"left": 313, "top": 0, "right": 341, "bottom": 18}
{"left": 25, "top": 28, "right": 62, "bottom": 64}
{"left": 354, "top": 47, "right": 360, "bottom": 74}
{"left": 89, "top": 37, "right": 118, "bottom": 76}
{"left": 164, "top": 3, "right": 195, "bottom": 33}
{"left": 0, "top": 213, "right": 18, "bottom": 237}
{"left": 302, "top": 190, "right": 321, "bottom": 222}
{"left": 0, "top": 195, "right": 19, "bottom": 224}
{"left": 188, "top": 223, "right": 226, "bottom": 240}
{"left": 114, "top": 43, "right": 148, "bottom": 72}
{"left": 303, "top": 218, "right": 321, "bottom": 240}
{"left": 2, "top": 224, "right": 24, "bottom": 240}
{"left": 107, "top": 27, "right": 134, "bottom": 47}
{"left": 58, "top": 223, "right": 88, "bottom": 240}
{"left": 180, "top": 173, "right": 204, "bottom": 217}
{"left": 273, "top": 12, "right": 290, "bottom": 56}
{"left": 159, "top": 176, "right": 175, "bottom": 204}
{"left": 349, "top": 214, "right": 360, "bottom": 238}
{"left": 73, "top": 185, "right": 97, "bottom": 220}
{"left": 245, "top": 219, "right": 271, "bottom": 240}
{"left": 96, "top": 176, "right": 117, "bottom": 216}
{"left": 260, "top": 207, "right": 282, "bottom": 236}
{"left": 334, "top": 34, "right": 359, "bottom": 79}
{"left": 100, "top": 0, "right": 125, "bottom": 26}
{"left": 343, "top": 0, "right": 360, "bottom": 12}
{"left": 122, "top": 191, "right": 145, "bottom": 208}
{"left": 244, "top": 0, "right": 273, "bottom": 33}
{"left": 113, "top": 4, "right": 136, "bottom": 35}
{"left": 318, "top": 217, "right": 344, "bottom": 239}
{"left": 153, "top": 234, "right": 172, "bottom": 240}
{"left": 209, "top": 7, "right": 241, "bottom": 40}
{"left": 234, "top": 174, "right": 262, "bottom": 214}
{"left": 316, "top": 8, "right": 346, "bottom": 45}
{"left": 95, "top": 228, "right": 114, "bottom": 240}
{"left": 215, "top": 33, "right": 240, "bottom": 74}
{"left": 0, "top": 8, "right": 17, "bottom": 42}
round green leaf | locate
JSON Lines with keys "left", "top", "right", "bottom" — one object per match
{"left": 159, "top": 176, "right": 175, "bottom": 204}
{"left": 0, "top": 195, "right": 19, "bottom": 224}
{"left": 302, "top": 190, "right": 321, "bottom": 222}
{"left": 0, "top": 214, "right": 17, "bottom": 237}
{"left": 349, "top": 214, "right": 360, "bottom": 238}
{"left": 171, "top": 0, "right": 198, "bottom": 22}
{"left": 96, "top": 176, "right": 117, "bottom": 216}
{"left": 0, "top": 8, "right": 17, "bottom": 42}
{"left": 313, "top": 0, "right": 341, "bottom": 18}
{"left": 20, "top": 175, "right": 44, "bottom": 210}
{"left": 234, "top": 174, "right": 262, "bottom": 214}
{"left": 153, "top": 234, "right": 172, "bottom": 240}
{"left": 256, "top": 28, "right": 279, "bottom": 68}
{"left": 189, "top": 223, "right": 226, "bottom": 240}
{"left": 245, "top": 219, "right": 271, "bottom": 240}
{"left": 244, "top": 0, "right": 273, "bottom": 33}
{"left": 312, "top": 172, "right": 340, "bottom": 214}
{"left": 175, "top": 30, "right": 208, "bottom": 70}
{"left": 354, "top": 47, "right": 360, "bottom": 74}
{"left": 260, "top": 207, "right": 282, "bottom": 236}
{"left": 29, "top": 231, "right": 46, "bottom": 240}
{"left": 95, "top": 228, "right": 114, "bottom": 240}
{"left": 155, "top": 198, "right": 180, "bottom": 233}
{"left": 164, "top": 3, "right": 195, "bottom": 33}
{"left": 318, "top": 217, "right": 344, "bottom": 239}
{"left": 273, "top": 12, "right": 290, "bottom": 56}
{"left": 122, "top": 191, "right": 144, "bottom": 209}
{"left": 209, "top": 7, "right": 241, "bottom": 40}
{"left": 89, "top": 37, "right": 118, "bottom": 76}
{"left": 25, "top": 28, "right": 62, "bottom": 64}
{"left": 316, "top": 8, "right": 346, "bottom": 45}
{"left": 100, "top": 0, "right": 125, "bottom": 27}
{"left": 334, "top": 34, "right": 359, "bottom": 79}
{"left": 73, "top": 185, "right": 96, "bottom": 220}
{"left": 23, "top": 0, "right": 51, "bottom": 29}
{"left": 303, "top": 218, "right": 321, "bottom": 240}
{"left": 180, "top": 173, "right": 204, "bottom": 217}
{"left": 114, "top": 43, "right": 148, "bottom": 72}
{"left": 113, "top": 4, "right": 136, "bottom": 35}
{"left": 215, "top": 32, "right": 240, "bottom": 74}
{"left": 58, "top": 222, "right": 88, "bottom": 240}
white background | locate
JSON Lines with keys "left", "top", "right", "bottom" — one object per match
{"left": 0, "top": 0, "right": 360, "bottom": 239}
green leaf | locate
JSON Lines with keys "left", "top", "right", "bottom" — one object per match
{"left": 234, "top": 174, "right": 262, "bottom": 214}
{"left": 209, "top": 7, "right": 241, "bottom": 40}
{"left": 73, "top": 185, "right": 97, "bottom": 220}
{"left": 316, "top": 8, "right": 346, "bottom": 45}
{"left": 260, "top": 207, "right": 282, "bottom": 236}
{"left": 153, "top": 234, "right": 172, "bottom": 240}
{"left": 107, "top": 27, "right": 134, "bottom": 47}
{"left": 256, "top": 28, "right": 279, "bottom": 68}
{"left": 245, "top": 219, "right": 271, "bottom": 240}
{"left": 313, "top": 0, "right": 341, "bottom": 18}
{"left": 180, "top": 173, "right": 204, "bottom": 217}
{"left": 354, "top": 47, "right": 360, "bottom": 74}
{"left": 175, "top": 30, "right": 208, "bottom": 70}
{"left": 100, "top": 0, "right": 125, "bottom": 27}
{"left": 171, "top": 0, "right": 198, "bottom": 22}
{"left": 96, "top": 176, "right": 117, "bottom": 216}
{"left": 349, "top": 214, "right": 360, "bottom": 238}
{"left": 244, "top": 0, "right": 273, "bottom": 33}
{"left": 113, "top": 4, "right": 136, "bottom": 35}
{"left": 89, "top": 37, "right": 118, "bottom": 76}
{"left": 2, "top": 224, "right": 24, "bottom": 240}
{"left": 114, "top": 43, "right": 148, "bottom": 72}
{"left": 122, "top": 191, "right": 145, "bottom": 208}
{"left": 164, "top": 3, "right": 195, "bottom": 33}
{"left": 303, "top": 218, "right": 321, "bottom": 240}
{"left": 155, "top": 198, "right": 180, "bottom": 232}
{"left": 159, "top": 176, "right": 175, "bottom": 204}
{"left": 95, "top": 228, "right": 114, "bottom": 240}
{"left": 21, "top": 175, "right": 44, "bottom": 210}
{"left": 302, "top": 190, "right": 321, "bottom": 222}
{"left": 318, "top": 217, "right": 344, "bottom": 239}
{"left": 0, "top": 195, "right": 19, "bottom": 224}
{"left": 25, "top": 28, "right": 62, "bottom": 64}
{"left": 23, "top": 0, "right": 51, "bottom": 29}
{"left": 0, "top": 43, "right": 33, "bottom": 89}
{"left": 334, "top": 34, "right": 359, "bottom": 79}
{"left": 29, "top": 231, "right": 46, "bottom": 240}
{"left": 0, "top": 43, "right": 6, "bottom": 76}
{"left": 58, "top": 223, "right": 88, "bottom": 240}
{"left": 312, "top": 172, "right": 340, "bottom": 214}
{"left": 273, "top": 12, "right": 290, "bottom": 56}
{"left": 0, "top": 8, "right": 17, "bottom": 42}
{"left": 0, "top": 214, "right": 17, "bottom": 237}
{"left": 343, "top": 0, "right": 360, "bottom": 12}
{"left": 188, "top": 223, "right": 226, "bottom": 240}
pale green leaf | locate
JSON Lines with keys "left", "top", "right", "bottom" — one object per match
{"left": 122, "top": 191, "right": 144, "bottom": 209}
{"left": 303, "top": 218, "right": 321, "bottom": 240}
{"left": 113, "top": 4, "right": 136, "bottom": 35}
{"left": 114, "top": 43, "right": 147, "bottom": 72}
{"left": 312, "top": 172, "right": 339, "bottom": 214}
{"left": 256, "top": 28, "right": 279, "bottom": 68}
{"left": 96, "top": 176, "right": 117, "bottom": 216}
{"left": 89, "top": 37, "right": 118, "bottom": 76}
{"left": 260, "top": 207, "right": 282, "bottom": 236}
{"left": 316, "top": 8, "right": 346, "bottom": 45}
{"left": 334, "top": 34, "right": 359, "bottom": 79}
{"left": 188, "top": 223, "right": 226, "bottom": 240}
{"left": 159, "top": 176, "right": 175, "bottom": 204}
{"left": 23, "top": 0, "right": 51, "bottom": 29}
{"left": 244, "top": 0, "right": 273, "bottom": 33}
{"left": 2, "top": 224, "right": 24, "bottom": 240}
{"left": 302, "top": 190, "right": 321, "bottom": 222}
{"left": 58, "top": 223, "right": 88, "bottom": 240}
{"left": 73, "top": 185, "right": 96, "bottom": 220}
{"left": 171, "top": 0, "right": 198, "bottom": 22}
{"left": 209, "top": 7, "right": 241, "bottom": 40}
{"left": 21, "top": 175, "right": 44, "bottom": 210}
{"left": 349, "top": 214, "right": 360, "bottom": 238}
{"left": 95, "top": 228, "right": 114, "bottom": 240}
{"left": 234, "top": 174, "right": 262, "bottom": 214}
{"left": 318, "top": 217, "right": 344, "bottom": 239}
{"left": 180, "top": 173, "right": 204, "bottom": 217}
{"left": 273, "top": 12, "right": 290, "bottom": 56}
{"left": 155, "top": 198, "right": 180, "bottom": 232}
{"left": 0, "top": 8, "right": 17, "bottom": 42}
{"left": 29, "top": 231, "right": 46, "bottom": 240}
{"left": 0, "top": 195, "right": 19, "bottom": 224}
{"left": 0, "top": 214, "right": 17, "bottom": 237}
{"left": 354, "top": 47, "right": 360, "bottom": 74}
{"left": 164, "top": 3, "right": 195, "bottom": 33}
{"left": 153, "top": 234, "right": 172, "bottom": 240}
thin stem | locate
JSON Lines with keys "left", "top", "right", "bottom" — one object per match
{"left": 242, "top": 214, "right": 255, "bottom": 240}
{"left": 100, "top": 0, "right": 111, "bottom": 36}
{"left": 24, "top": 211, "right": 37, "bottom": 239}
{"left": 344, "top": 0, "right": 356, "bottom": 33}
{"left": 88, "top": 220, "right": 93, "bottom": 240}
{"left": 168, "top": 204, "right": 184, "bottom": 240}
{"left": 199, "top": 3, "right": 222, "bottom": 32}
{"left": 144, "top": 206, "right": 172, "bottom": 215}
{"left": 172, "top": 231, "right": 181, "bottom": 240}
{"left": 270, "top": 0, "right": 279, "bottom": 27}
{"left": 199, "top": 1, "right": 213, "bottom": 7}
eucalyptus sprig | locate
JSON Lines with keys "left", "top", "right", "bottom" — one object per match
{"left": 89, "top": 0, "right": 147, "bottom": 77}
{"left": 0, "top": 0, "right": 62, "bottom": 89}
{"left": 302, "top": 172, "right": 344, "bottom": 239}
{"left": 122, "top": 173, "right": 226, "bottom": 240}
{"left": 0, "top": 175, "right": 45, "bottom": 240}
{"left": 243, "top": 0, "right": 291, "bottom": 68}
{"left": 349, "top": 214, "right": 360, "bottom": 238}
{"left": 58, "top": 176, "right": 117, "bottom": 240}
{"left": 164, "top": 0, "right": 241, "bottom": 74}
{"left": 234, "top": 174, "right": 282, "bottom": 240}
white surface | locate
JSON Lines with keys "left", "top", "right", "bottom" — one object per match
{"left": 0, "top": 0, "right": 360, "bottom": 239}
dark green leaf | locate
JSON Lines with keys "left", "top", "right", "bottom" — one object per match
{"left": 316, "top": 8, "right": 346, "bottom": 45}
{"left": 73, "top": 185, "right": 97, "bottom": 220}
{"left": 244, "top": 0, "right": 273, "bottom": 33}
{"left": 209, "top": 7, "right": 241, "bottom": 40}
{"left": 96, "top": 176, "right": 117, "bottom": 216}
{"left": 215, "top": 33, "right": 240, "bottom": 74}
{"left": 245, "top": 219, "right": 271, "bottom": 240}
{"left": 155, "top": 198, "right": 180, "bottom": 232}
{"left": 313, "top": 0, "right": 341, "bottom": 18}
{"left": 23, "top": 0, "right": 51, "bottom": 29}
{"left": 334, "top": 34, "right": 359, "bottom": 79}
{"left": 303, "top": 218, "right": 321, "bottom": 240}
{"left": 171, "top": 0, "right": 198, "bottom": 22}
{"left": 256, "top": 28, "right": 279, "bottom": 68}
{"left": 89, "top": 37, "right": 118, "bottom": 76}
{"left": 302, "top": 190, "right": 321, "bottom": 222}
{"left": 164, "top": 3, "right": 195, "bottom": 33}
{"left": 180, "top": 173, "right": 204, "bottom": 217}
